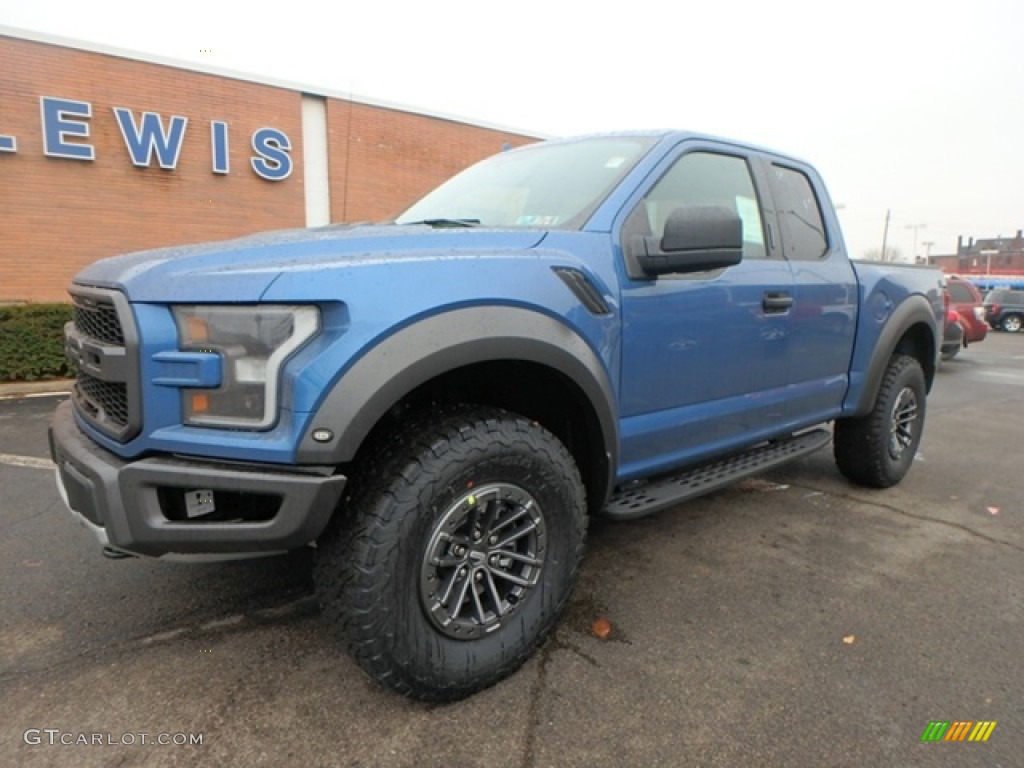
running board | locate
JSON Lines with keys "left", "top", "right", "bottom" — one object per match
{"left": 604, "top": 429, "right": 831, "bottom": 520}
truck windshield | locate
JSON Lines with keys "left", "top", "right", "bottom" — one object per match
{"left": 396, "top": 136, "right": 658, "bottom": 230}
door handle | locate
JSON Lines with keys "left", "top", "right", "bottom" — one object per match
{"left": 763, "top": 292, "right": 794, "bottom": 313}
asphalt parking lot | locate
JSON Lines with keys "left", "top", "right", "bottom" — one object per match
{"left": 1, "top": 334, "right": 1022, "bottom": 767}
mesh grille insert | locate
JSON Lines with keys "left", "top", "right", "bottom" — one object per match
{"left": 67, "top": 287, "right": 139, "bottom": 441}
{"left": 73, "top": 302, "right": 124, "bottom": 345}
{"left": 75, "top": 374, "right": 129, "bottom": 429}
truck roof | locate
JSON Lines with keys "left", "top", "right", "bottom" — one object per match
{"left": 533, "top": 130, "right": 809, "bottom": 167}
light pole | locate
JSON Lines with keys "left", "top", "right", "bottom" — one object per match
{"left": 979, "top": 248, "right": 998, "bottom": 277}
{"left": 880, "top": 209, "right": 891, "bottom": 261}
{"left": 921, "top": 241, "right": 935, "bottom": 263}
{"left": 905, "top": 223, "right": 927, "bottom": 263}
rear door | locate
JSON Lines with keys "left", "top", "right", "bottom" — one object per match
{"left": 616, "top": 143, "right": 795, "bottom": 481}
{"left": 759, "top": 158, "right": 858, "bottom": 425}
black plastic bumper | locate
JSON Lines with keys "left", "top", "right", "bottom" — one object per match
{"left": 49, "top": 401, "right": 347, "bottom": 558}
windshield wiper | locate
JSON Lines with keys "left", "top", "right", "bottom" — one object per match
{"left": 402, "top": 218, "right": 481, "bottom": 228}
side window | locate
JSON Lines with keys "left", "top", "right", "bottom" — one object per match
{"left": 770, "top": 165, "right": 828, "bottom": 260}
{"left": 623, "top": 151, "right": 767, "bottom": 260}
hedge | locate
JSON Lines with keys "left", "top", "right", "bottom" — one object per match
{"left": 0, "top": 303, "right": 75, "bottom": 382}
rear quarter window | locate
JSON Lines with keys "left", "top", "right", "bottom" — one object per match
{"left": 947, "top": 282, "right": 977, "bottom": 303}
{"left": 769, "top": 165, "right": 828, "bottom": 260}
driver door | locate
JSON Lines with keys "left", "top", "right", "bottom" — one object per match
{"left": 617, "top": 147, "right": 795, "bottom": 480}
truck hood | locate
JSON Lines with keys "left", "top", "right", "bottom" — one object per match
{"left": 73, "top": 224, "right": 548, "bottom": 302}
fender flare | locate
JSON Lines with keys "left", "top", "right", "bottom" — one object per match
{"left": 849, "top": 294, "right": 939, "bottom": 416}
{"left": 295, "top": 306, "right": 618, "bottom": 497}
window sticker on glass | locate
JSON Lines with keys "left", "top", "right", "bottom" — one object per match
{"left": 515, "top": 215, "right": 561, "bottom": 226}
{"left": 605, "top": 157, "right": 627, "bottom": 169}
{"left": 735, "top": 196, "right": 764, "bottom": 244}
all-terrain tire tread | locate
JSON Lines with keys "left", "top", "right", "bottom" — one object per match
{"left": 833, "top": 354, "right": 925, "bottom": 488}
{"left": 314, "top": 404, "right": 586, "bottom": 701}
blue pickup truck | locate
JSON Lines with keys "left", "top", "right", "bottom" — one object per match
{"left": 50, "top": 131, "right": 944, "bottom": 701}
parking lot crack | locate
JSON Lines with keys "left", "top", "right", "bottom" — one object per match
{"left": 519, "top": 642, "right": 552, "bottom": 768}
{"left": 789, "top": 481, "right": 1024, "bottom": 554}
{"left": 0, "top": 596, "right": 319, "bottom": 685}
{"left": 549, "top": 633, "right": 601, "bottom": 667}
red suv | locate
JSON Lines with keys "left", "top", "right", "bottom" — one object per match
{"left": 945, "top": 276, "right": 988, "bottom": 344}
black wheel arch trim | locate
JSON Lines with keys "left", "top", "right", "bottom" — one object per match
{"left": 296, "top": 306, "right": 619, "bottom": 503}
{"left": 850, "top": 294, "right": 939, "bottom": 416}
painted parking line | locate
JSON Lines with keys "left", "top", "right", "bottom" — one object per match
{"left": 976, "top": 370, "right": 1024, "bottom": 382}
{"left": 0, "top": 453, "right": 54, "bottom": 470}
{"left": 0, "top": 390, "right": 71, "bottom": 401}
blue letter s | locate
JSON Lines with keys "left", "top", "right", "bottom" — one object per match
{"left": 250, "top": 128, "right": 292, "bottom": 181}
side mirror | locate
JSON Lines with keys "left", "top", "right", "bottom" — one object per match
{"left": 635, "top": 205, "right": 744, "bottom": 277}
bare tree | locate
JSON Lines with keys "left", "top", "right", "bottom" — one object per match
{"left": 863, "top": 246, "right": 904, "bottom": 262}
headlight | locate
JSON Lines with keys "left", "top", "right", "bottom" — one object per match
{"left": 172, "top": 305, "right": 320, "bottom": 429}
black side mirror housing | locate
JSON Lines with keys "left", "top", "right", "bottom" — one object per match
{"left": 634, "top": 205, "right": 744, "bottom": 277}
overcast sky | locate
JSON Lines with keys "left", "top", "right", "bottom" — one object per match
{"left": 4, "top": 0, "right": 1022, "bottom": 260}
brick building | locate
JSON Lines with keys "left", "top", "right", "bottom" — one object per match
{"left": 0, "top": 28, "right": 537, "bottom": 303}
{"left": 928, "top": 231, "right": 1024, "bottom": 279}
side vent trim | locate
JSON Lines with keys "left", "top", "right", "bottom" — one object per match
{"left": 552, "top": 267, "right": 612, "bottom": 316}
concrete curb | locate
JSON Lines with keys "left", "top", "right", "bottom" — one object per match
{"left": 0, "top": 379, "right": 74, "bottom": 399}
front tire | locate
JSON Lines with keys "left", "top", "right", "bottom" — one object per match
{"left": 834, "top": 354, "right": 926, "bottom": 488}
{"left": 941, "top": 329, "right": 962, "bottom": 361}
{"left": 315, "top": 406, "right": 587, "bottom": 702}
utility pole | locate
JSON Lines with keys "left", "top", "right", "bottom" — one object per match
{"left": 921, "top": 241, "right": 935, "bottom": 263}
{"left": 880, "top": 209, "right": 891, "bottom": 261}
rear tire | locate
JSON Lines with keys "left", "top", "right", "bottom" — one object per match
{"left": 834, "top": 354, "right": 926, "bottom": 488}
{"left": 315, "top": 405, "right": 587, "bottom": 702}
{"left": 1002, "top": 314, "right": 1022, "bottom": 333}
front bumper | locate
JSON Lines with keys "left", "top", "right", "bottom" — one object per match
{"left": 49, "top": 401, "right": 347, "bottom": 558}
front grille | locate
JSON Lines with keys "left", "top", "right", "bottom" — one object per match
{"left": 67, "top": 287, "right": 141, "bottom": 442}
{"left": 73, "top": 302, "right": 124, "bottom": 345}
{"left": 75, "top": 376, "right": 129, "bottom": 428}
